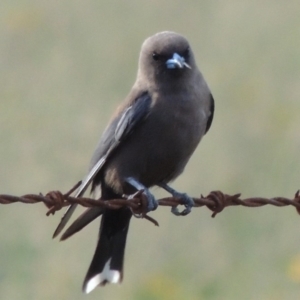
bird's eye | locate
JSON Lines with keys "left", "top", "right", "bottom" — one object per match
{"left": 152, "top": 52, "right": 160, "bottom": 61}
{"left": 183, "top": 47, "right": 190, "bottom": 59}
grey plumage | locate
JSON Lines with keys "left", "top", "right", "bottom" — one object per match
{"left": 53, "top": 31, "right": 214, "bottom": 293}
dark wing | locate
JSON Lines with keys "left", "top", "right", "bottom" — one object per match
{"left": 205, "top": 94, "right": 214, "bottom": 134}
{"left": 52, "top": 92, "right": 152, "bottom": 238}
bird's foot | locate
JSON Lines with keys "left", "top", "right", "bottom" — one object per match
{"left": 144, "top": 189, "right": 158, "bottom": 212}
{"left": 125, "top": 189, "right": 159, "bottom": 226}
{"left": 125, "top": 177, "right": 158, "bottom": 215}
{"left": 157, "top": 183, "right": 194, "bottom": 216}
{"left": 171, "top": 192, "right": 194, "bottom": 216}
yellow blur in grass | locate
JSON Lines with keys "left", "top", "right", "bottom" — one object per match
{"left": 135, "top": 274, "right": 198, "bottom": 300}
{"left": 287, "top": 254, "right": 300, "bottom": 282}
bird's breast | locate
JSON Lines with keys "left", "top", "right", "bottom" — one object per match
{"left": 104, "top": 92, "right": 207, "bottom": 193}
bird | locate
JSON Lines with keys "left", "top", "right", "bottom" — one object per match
{"left": 53, "top": 31, "right": 214, "bottom": 294}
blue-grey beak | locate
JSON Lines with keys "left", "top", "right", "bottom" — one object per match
{"left": 166, "top": 53, "right": 191, "bottom": 69}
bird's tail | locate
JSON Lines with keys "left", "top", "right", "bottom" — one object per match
{"left": 82, "top": 204, "right": 132, "bottom": 293}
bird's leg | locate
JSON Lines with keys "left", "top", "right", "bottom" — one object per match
{"left": 125, "top": 177, "right": 158, "bottom": 212}
{"left": 158, "top": 183, "right": 194, "bottom": 216}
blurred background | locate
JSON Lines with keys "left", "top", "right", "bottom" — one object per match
{"left": 0, "top": 0, "right": 300, "bottom": 299}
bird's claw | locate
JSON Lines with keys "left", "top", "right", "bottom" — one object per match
{"left": 126, "top": 189, "right": 158, "bottom": 217}
{"left": 171, "top": 192, "right": 194, "bottom": 216}
{"left": 125, "top": 177, "right": 158, "bottom": 213}
{"left": 144, "top": 190, "right": 158, "bottom": 212}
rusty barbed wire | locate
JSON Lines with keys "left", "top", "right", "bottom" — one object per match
{"left": 0, "top": 181, "right": 300, "bottom": 226}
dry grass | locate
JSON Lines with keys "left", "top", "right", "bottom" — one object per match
{"left": 0, "top": 1, "right": 300, "bottom": 299}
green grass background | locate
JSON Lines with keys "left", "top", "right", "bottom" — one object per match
{"left": 1, "top": 1, "right": 300, "bottom": 299}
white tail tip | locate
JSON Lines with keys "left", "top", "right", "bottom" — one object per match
{"left": 84, "top": 258, "right": 121, "bottom": 293}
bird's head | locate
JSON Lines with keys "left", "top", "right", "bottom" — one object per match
{"left": 137, "top": 31, "right": 197, "bottom": 85}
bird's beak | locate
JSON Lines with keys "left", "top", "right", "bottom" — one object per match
{"left": 166, "top": 53, "right": 191, "bottom": 69}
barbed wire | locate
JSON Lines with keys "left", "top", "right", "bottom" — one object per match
{"left": 0, "top": 181, "right": 299, "bottom": 226}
